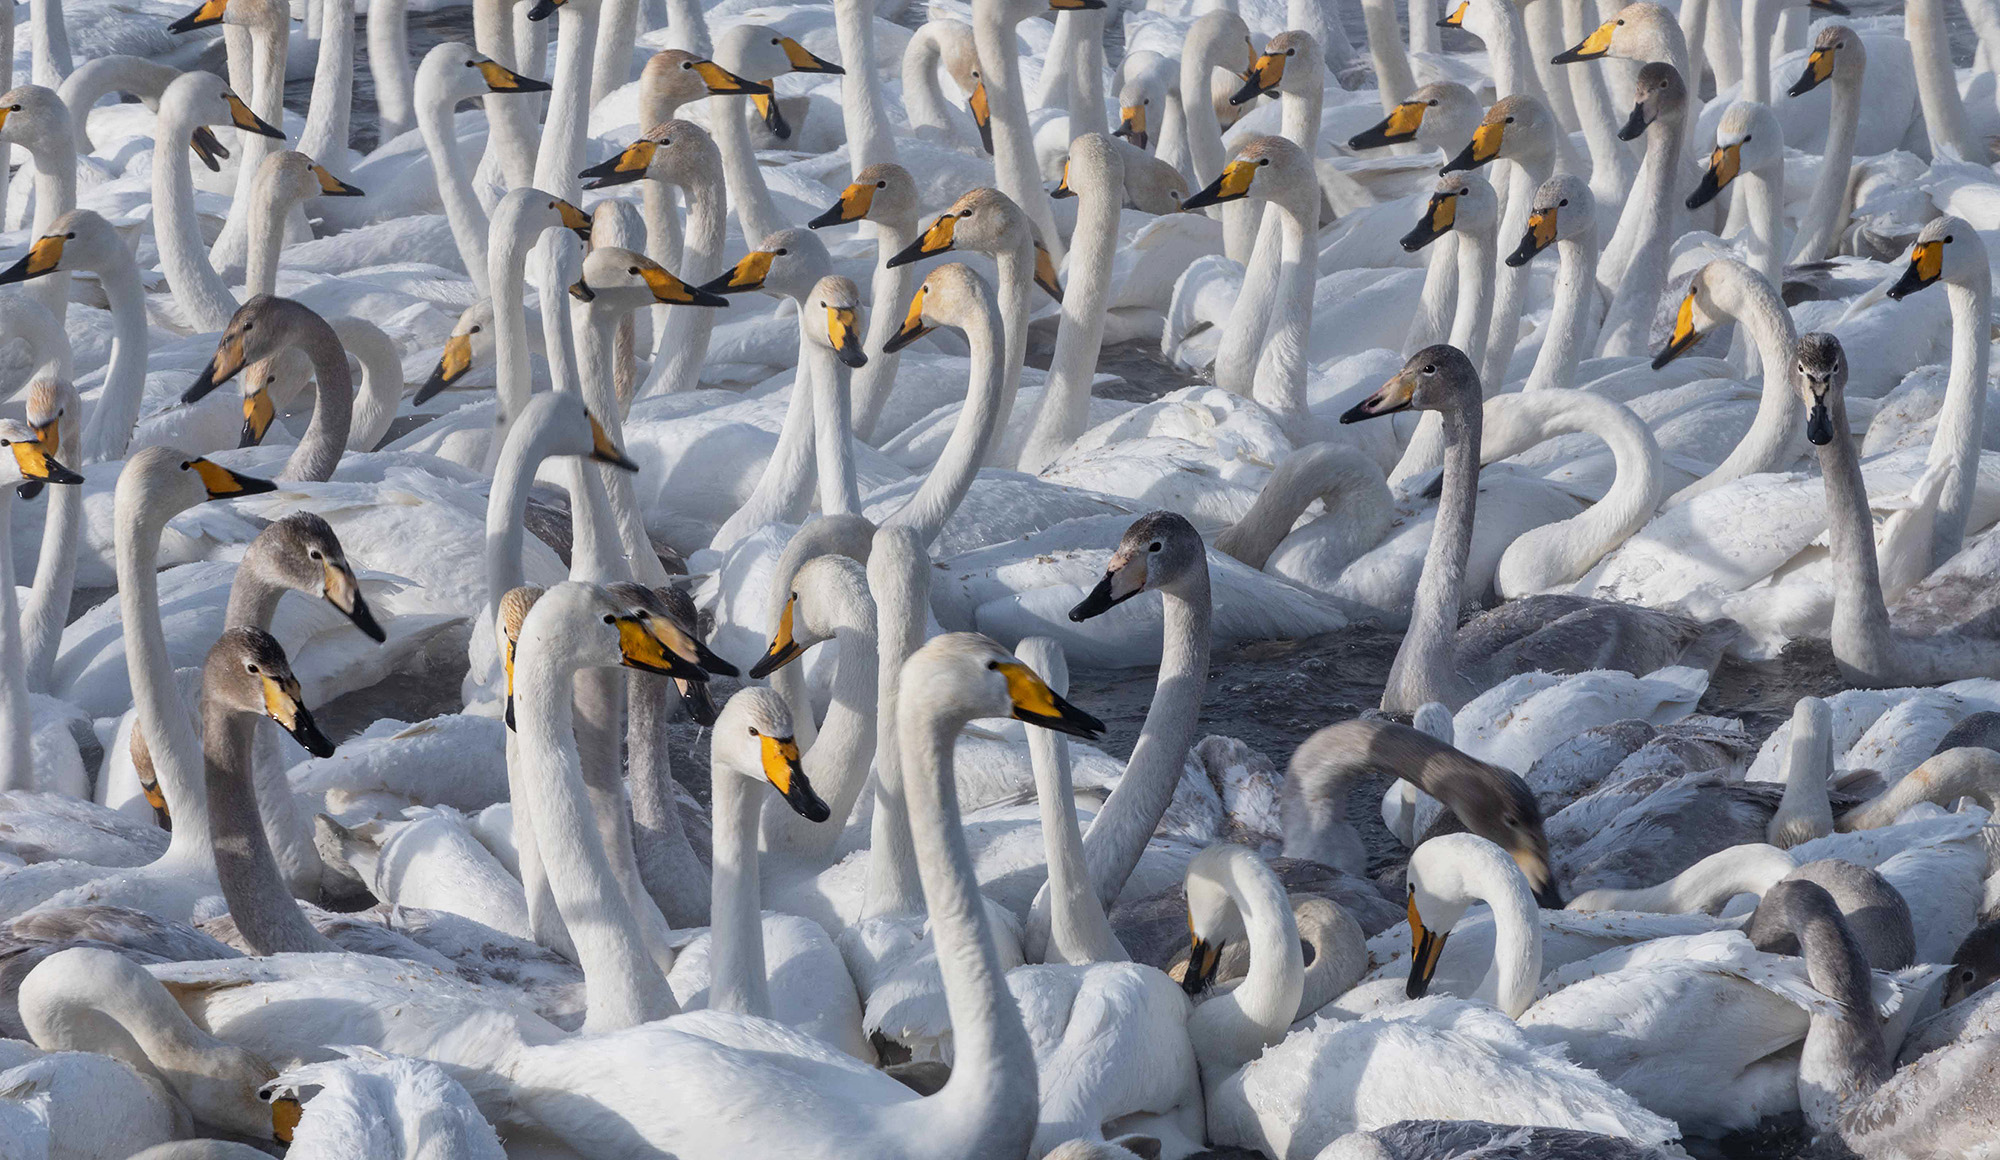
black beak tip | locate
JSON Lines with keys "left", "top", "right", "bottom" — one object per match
{"left": 838, "top": 348, "right": 868, "bottom": 369}
{"left": 1807, "top": 404, "right": 1834, "bottom": 445}
{"left": 295, "top": 722, "right": 337, "bottom": 760}
{"left": 695, "top": 645, "right": 739, "bottom": 679}
{"left": 348, "top": 599, "right": 388, "bottom": 643}
{"left": 526, "top": 0, "right": 558, "bottom": 19}
{"left": 807, "top": 206, "right": 844, "bottom": 229}
{"left": 1051, "top": 186, "right": 1076, "bottom": 200}
{"left": 182, "top": 372, "right": 219, "bottom": 405}
{"left": 691, "top": 288, "right": 732, "bottom": 308}
{"left": 413, "top": 369, "right": 451, "bottom": 405}
{"left": 238, "top": 419, "right": 263, "bottom": 449}
{"left": 1533, "top": 882, "right": 1566, "bottom": 910}
{"left": 0, "top": 258, "right": 34, "bottom": 285}
{"left": 166, "top": 12, "right": 210, "bottom": 33}
{"left": 1504, "top": 242, "right": 1537, "bottom": 268}
{"left": 15, "top": 481, "right": 43, "bottom": 500}
{"left": 695, "top": 274, "right": 738, "bottom": 295}
{"left": 1649, "top": 346, "right": 1676, "bottom": 371}
{"left": 1551, "top": 48, "right": 1585, "bottom": 64}
{"left": 1338, "top": 398, "right": 1381, "bottom": 424}
{"left": 42, "top": 463, "right": 83, "bottom": 486}
{"left": 1067, "top": 575, "right": 1119, "bottom": 622}
{"left": 505, "top": 696, "right": 516, "bottom": 732}
{"left": 1441, "top": 146, "right": 1477, "bottom": 174}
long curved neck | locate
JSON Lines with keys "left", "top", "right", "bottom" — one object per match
{"left": 209, "top": 19, "right": 290, "bottom": 277}
{"left": 1082, "top": 564, "right": 1211, "bottom": 912}
{"left": 155, "top": 102, "right": 241, "bottom": 331}
{"left": 1022, "top": 162, "right": 1119, "bottom": 473}
{"left": 711, "top": 338, "right": 819, "bottom": 551}
{"left": 244, "top": 181, "right": 294, "bottom": 300}
{"left": 1523, "top": 229, "right": 1599, "bottom": 391}
{"left": 850, "top": 213, "right": 917, "bottom": 438}
{"left": 1481, "top": 157, "right": 1548, "bottom": 392}
{"left": 901, "top": 27, "right": 955, "bottom": 133}
{"left": 974, "top": 5, "right": 1064, "bottom": 263}
{"left": 1027, "top": 648, "right": 1125, "bottom": 964}
{"left": 708, "top": 758, "right": 772, "bottom": 1018}
{"left": 1383, "top": 395, "right": 1479, "bottom": 713}
{"left": 117, "top": 486, "right": 216, "bottom": 868}
{"left": 1480, "top": 6, "right": 1541, "bottom": 103}
{"left": 1793, "top": 73, "right": 1859, "bottom": 263}
{"left": 1845, "top": 747, "right": 2000, "bottom": 828}
{"left": 1360, "top": 0, "right": 1415, "bottom": 105}
{"left": 367, "top": 0, "right": 415, "bottom": 142}
{"left": 1187, "top": 850, "right": 1304, "bottom": 1080}
{"left": 1252, "top": 199, "right": 1317, "bottom": 431}
{"left": 474, "top": 0, "right": 536, "bottom": 189}
{"left": 1793, "top": 895, "right": 1893, "bottom": 1133}
{"left": 835, "top": 0, "right": 896, "bottom": 172}
{"left": 78, "top": 249, "right": 148, "bottom": 462}
{"left": 278, "top": 325, "right": 354, "bottom": 483}
{"left": 643, "top": 168, "right": 725, "bottom": 395}
{"left": 810, "top": 346, "right": 860, "bottom": 517}
{"left": 862, "top": 543, "right": 929, "bottom": 919}
{"left": 20, "top": 128, "right": 75, "bottom": 319}
{"left": 297, "top": 0, "right": 355, "bottom": 166}
{"left": 0, "top": 496, "right": 28, "bottom": 788}
{"left": 1216, "top": 199, "right": 1287, "bottom": 395}
{"left": 983, "top": 244, "right": 1034, "bottom": 465}
{"left": 485, "top": 419, "right": 560, "bottom": 608}
{"left": 1906, "top": 0, "right": 1978, "bottom": 159}
{"left": 1740, "top": 0, "right": 1780, "bottom": 103}
{"left": 1407, "top": 237, "right": 1458, "bottom": 355}
{"left": 1576, "top": 844, "right": 1796, "bottom": 912}
{"left": 1600, "top": 111, "right": 1685, "bottom": 357}
{"left": 1566, "top": 1, "right": 1634, "bottom": 200}
{"left": 1818, "top": 388, "right": 1904, "bottom": 681}
{"left": 589, "top": 0, "right": 640, "bottom": 106}
{"left": 21, "top": 463, "right": 81, "bottom": 693}
{"left": 1927, "top": 270, "right": 1990, "bottom": 566}
{"left": 1179, "top": 33, "right": 1229, "bottom": 187}
{"left": 419, "top": 83, "right": 493, "bottom": 295}
{"left": 488, "top": 200, "right": 549, "bottom": 434}
{"left": 20, "top": 952, "right": 257, "bottom": 1098}
{"left": 709, "top": 92, "right": 786, "bottom": 245}
{"left": 1506, "top": 396, "right": 1662, "bottom": 591}
{"left": 516, "top": 642, "right": 679, "bottom": 1031}
{"left": 1739, "top": 167, "right": 1785, "bottom": 287}
{"left": 767, "top": 615, "right": 876, "bottom": 858}
{"left": 202, "top": 698, "right": 336, "bottom": 954}
{"left": 1217, "top": 445, "right": 1386, "bottom": 569}
{"left": 881, "top": 306, "right": 1002, "bottom": 548}
{"left": 1665, "top": 279, "right": 1802, "bottom": 506}
{"left": 530, "top": 1, "right": 600, "bottom": 201}
{"left": 1447, "top": 226, "right": 1494, "bottom": 366}
{"left": 893, "top": 697, "right": 1038, "bottom": 1148}
{"left": 574, "top": 305, "right": 665, "bottom": 585}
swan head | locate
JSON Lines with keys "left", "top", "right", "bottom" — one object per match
{"left": 899, "top": 632, "right": 1107, "bottom": 739}
{"left": 1231, "top": 30, "right": 1324, "bottom": 107}
{"left": 1790, "top": 20, "right": 1863, "bottom": 96}
{"left": 1795, "top": 331, "right": 1847, "bottom": 446}
{"left": 700, "top": 227, "right": 831, "bottom": 301}
{"left": 496, "top": 585, "right": 546, "bottom": 732}
{"left": 642, "top": 50, "right": 769, "bottom": 115}
{"left": 184, "top": 296, "right": 330, "bottom": 404}
{"left": 247, "top": 513, "right": 387, "bottom": 643}
{"left": 581, "top": 120, "right": 716, "bottom": 190}
{"left": 1889, "top": 215, "right": 1983, "bottom": 300}
{"left": 1182, "top": 135, "right": 1312, "bottom": 213}
{"left": 887, "top": 189, "right": 1049, "bottom": 301}
{"left": 516, "top": 583, "right": 712, "bottom": 707}
{"left": 749, "top": 553, "right": 872, "bottom": 679}
{"left": 418, "top": 41, "right": 552, "bottom": 107}
{"left": 809, "top": 162, "right": 917, "bottom": 229}
{"left": 1442, "top": 94, "right": 1554, "bottom": 174}
{"left": 1400, "top": 171, "right": 1496, "bottom": 253}
{"left": 1342, "top": 344, "right": 1480, "bottom": 423}
{"left": 608, "top": 580, "right": 729, "bottom": 725}
{"left": 0, "top": 208, "right": 122, "bottom": 285}
{"left": 1944, "top": 919, "right": 2000, "bottom": 1007}
{"left": 1688, "top": 101, "right": 1783, "bottom": 210}
{"left": 800, "top": 275, "right": 868, "bottom": 369}
{"left": 1554, "top": 1, "right": 1679, "bottom": 63}
{"left": 1505, "top": 174, "right": 1592, "bottom": 268}
{"left": 167, "top": 0, "right": 286, "bottom": 33}
{"left": 883, "top": 261, "right": 996, "bottom": 353}
{"left": 1350, "top": 81, "right": 1480, "bottom": 150}
{"left": 714, "top": 686, "right": 829, "bottom": 822}
{"left": 206, "top": 626, "right": 336, "bottom": 758}
{"left": 1181, "top": 842, "right": 1269, "bottom": 995}
{"left": 417, "top": 299, "right": 495, "bottom": 404}
{"left": 1114, "top": 58, "right": 1169, "bottom": 150}
{"left": 256, "top": 150, "right": 363, "bottom": 217}
{"left": 713, "top": 24, "right": 844, "bottom": 82}
{"left": 1619, "top": 61, "right": 1686, "bottom": 141}
{"left": 118, "top": 448, "right": 278, "bottom": 526}
{"left": 20, "top": 378, "right": 78, "bottom": 474}
{"left": 1652, "top": 257, "right": 1770, "bottom": 369}
{"left": 572, "top": 247, "right": 728, "bottom": 312}
{"left": 0, "top": 86, "right": 71, "bottom": 152}
{"left": 166, "top": 71, "right": 284, "bottom": 140}
{"left": 0, "top": 412, "right": 82, "bottom": 489}
{"left": 1069, "top": 510, "right": 1204, "bottom": 620}
{"left": 1118, "top": 145, "right": 1188, "bottom": 216}
{"left": 1404, "top": 833, "right": 1545, "bottom": 1000}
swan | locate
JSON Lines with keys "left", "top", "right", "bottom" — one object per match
{"left": 164, "top": 0, "right": 290, "bottom": 284}
{"left": 1020, "top": 133, "right": 1121, "bottom": 474}
{"left": 1502, "top": 174, "right": 1599, "bottom": 394}
{"left": 0, "top": 211, "right": 146, "bottom": 463}
{"left": 632, "top": 49, "right": 765, "bottom": 270}
{"left": 806, "top": 161, "right": 921, "bottom": 442}
{"left": 616, "top": 581, "right": 721, "bottom": 928}
{"left": 1787, "top": 22, "right": 1864, "bottom": 262}
{"left": 1796, "top": 331, "right": 2000, "bottom": 685}
{"left": 0, "top": 85, "right": 77, "bottom": 319}
{"left": 180, "top": 296, "right": 353, "bottom": 483}
{"left": 1768, "top": 877, "right": 2000, "bottom": 1155}
{"left": 150, "top": 70, "right": 286, "bottom": 332}
{"left": 1685, "top": 100, "right": 1786, "bottom": 288}
{"left": 0, "top": 417, "right": 85, "bottom": 793}
{"left": 413, "top": 41, "right": 551, "bottom": 293}
{"left": 1442, "top": 94, "right": 1562, "bottom": 394}
{"left": 257, "top": 1048, "right": 505, "bottom": 1157}
{"left": 1597, "top": 62, "right": 1687, "bottom": 357}
{"left": 15, "top": 380, "right": 82, "bottom": 696}
{"left": 707, "top": 22, "right": 846, "bottom": 245}
{"left": 901, "top": 18, "right": 982, "bottom": 147}
{"left": 972, "top": 0, "right": 1099, "bottom": 266}
{"left": 1398, "top": 171, "right": 1498, "bottom": 373}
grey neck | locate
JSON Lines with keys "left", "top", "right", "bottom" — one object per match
{"left": 201, "top": 699, "right": 336, "bottom": 954}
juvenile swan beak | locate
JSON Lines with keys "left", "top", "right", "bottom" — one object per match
{"left": 263, "top": 674, "right": 337, "bottom": 759}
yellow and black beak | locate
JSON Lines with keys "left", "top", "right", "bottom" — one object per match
{"left": 1553, "top": 17, "right": 1617, "bottom": 62}
{"left": 615, "top": 613, "right": 709, "bottom": 681}
{"left": 1504, "top": 205, "right": 1558, "bottom": 267}
{"left": 1686, "top": 141, "right": 1741, "bottom": 209}
{"left": 1437, "top": 0, "right": 1469, "bottom": 27}
{"left": 996, "top": 659, "right": 1106, "bottom": 738}
{"left": 645, "top": 611, "right": 738, "bottom": 678}
{"left": 588, "top": 412, "right": 641, "bottom": 472}
{"left": 969, "top": 80, "right": 994, "bottom": 154}
{"left": 1404, "top": 890, "right": 1449, "bottom": 999}
{"left": 239, "top": 383, "right": 276, "bottom": 448}
{"left": 226, "top": 93, "right": 285, "bottom": 139}
{"left": 1114, "top": 105, "right": 1148, "bottom": 150}
{"left": 883, "top": 284, "right": 933, "bottom": 353}
{"left": 503, "top": 635, "right": 519, "bottom": 731}
{"left": 809, "top": 180, "right": 875, "bottom": 228}
{"left": 580, "top": 139, "right": 657, "bottom": 188}
{"left": 262, "top": 673, "right": 336, "bottom": 758}
{"left": 185, "top": 456, "right": 279, "bottom": 499}
{"left": 761, "top": 733, "right": 829, "bottom": 821}
{"left": 1349, "top": 100, "right": 1426, "bottom": 150}
{"left": 270, "top": 1094, "right": 303, "bottom": 1144}
{"left": 525, "top": 0, "right": 563, "bottom": 21}
{"left": 640, "top": 263, "right": 731, "bottom": 307}
{"left": 167, "top": 0, "right": 228, "bottom": 33}
{"left": 309, "top": 162, "right": 364, "bottom": 197}
{"left": 554, "top": 198, "right": 593, "bottom": 241}
{"left": 415, "top": 331, "right": 474, "bottom": 405}
{"left": 1182, "top": 930, "right": 1223, "bottom": 996}
{"left": 779, "top": 36, "right": 845, "bottom": 75}
{"left": 699, "top": 249, "right": 779, "bottom": 295}
{"left": 184, "top": 331, "right": 250, "bottom": 403}
{"left": 748, "top": 592, "right": 807, "bottom": 678}
{"left": 1052, "top": 160, "right": 1076, "bottom": 200}
{"left": 692, "top": 59, "right": 769, "bottom": 95}
{"left": 1442, "top": 119, "right": 1503, "bottom": 173}
{"left": 13, "top": 415, "right": 61, "bottom": 499}
{"left": 1181, "top": 157, "right": 1257, "bottom": 211}
{"left": 1340, "top": 364, "right": 1420, "bottom": 423}
{"left": 136, "top": 757, "right": 171, "bottom": 830}
{"left": 0, "top": 232, "right": 67, "bottom": 285}
{"left": 1033, "top": 242, "right": 1063, "bottom": 303}
{"left": 1231, "top": 52, "right": 1285, "bottom": 106}
{"left": 190, "top": 126, "right": 230, "bottom": 171}
{"left": 827, "top": 305, "right": 867, "bottom": 368}
{"left": 886, "top": 213, "right": 959, "bottom": 268}
{"left": 1651, "top": 285, "right": 1705, "bottom": 368}
{"left": 323, "top": 558, "right": 386, "bottom": 642}
{"left": 1400, "top": 190, "right": 1458, "bottom": 253}
{"left": 753, "top": 92, "right": 792, "bottom": 140}
{"left": 1888, "top": 238, "right": 1944, "bottom": 301}
{"left": 1789, "top": 45, "right": 1837, "bottom": 96}
{"left": 476, "top": 58, "right": 553, "bottom": 93}
{"left": 6, "top": 435, "right": 83, "bottom": 485}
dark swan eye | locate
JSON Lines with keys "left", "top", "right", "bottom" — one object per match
{"left": 1259, "top": 157, "right": 1269, "bottom": 165}
{"left": 985, "top": 660, "right": 1000, "bottom": 671}
{"left": 1558, "top": 197, "right": 1568, "bottom": 206}
{"left": 1504, "top": 116, "right": 1515, "bottom": 124}
{"left": 1427, "top": 99, "right": 1438, "bottom": 106}
{"left": 309, "top": 549, "right": 323, "bottom": 560}
{"left": 776, "top": 248, "right": 788, "bottom": 255}
{"left": 246, "top": 663, "right": 260, "bottom": 674}
{"left": 470, "top": 325, "right": 481, "bottom": 335}
{"left": 748, "top": 726, "right": 759, "bottom": 736}
{"left": 602, "top": 613, "right": 616, "bottom": 624}
{"left": 876, "top": 180, "right": 886, "bottom": 188}
{"left": 628, "top": 266, "right": 640, "bottom": 274}
{"left": 1284, "top": 47, "right": 1295, "bottom": 56}
{"left": 1946, "top": 234, "right": 1956, "bottom": 243}
{"left": 1148, "top": 541, "right": 1162, "bottom": 552}
{"left": 1423, "top": 364, "right": 1436, "bottom": 373}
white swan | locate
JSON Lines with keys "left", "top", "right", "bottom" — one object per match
{"left": 413, "top": 40, "right": 551, "bottom": 292}
{"left": 258, "top": 1048, "right": 505, "bottom": 1158}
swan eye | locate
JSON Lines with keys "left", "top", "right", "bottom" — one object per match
{"left": 246, "top": 663, "right": 259, "bottom": 674}
{"left": 1558, "top": 197, "right": 1568, "bottom": 206}
{"left": 1427, "top": 99, "right": 1438, "bottom": 106}
{"left": 960, "top": 209, "right": 972, "bottom": 218}
{"left": 465, "top": 59, "right": 476, "bottom": 67}
{"left": 1504, "top": 116, "right": 1514, "bottom": 124}
{"left": 1616, "top": 17, "right": 1624, "bottom": 23}
{"left": 681, "top": 61, "right": 692, "bottom": 69}
{"left": 1259, "top": 158, "right": 1269, "bottom": 165}
{"left": 1284, "top": 48, "right": 1295, "bottom": 56}
{"left": 602, "top": 613, "right": 616, "bottom": 624}
{"left": 309, "top": 549, "right": 322, "bottom": 560}
{"left": 1148, "top": 541, "right": 1161, "bottom": 552}
{"left": 629, "top": 266, "right": 640, "bottom": 274}
{"left": 1946, "top": 234, "right": 1956, "bottom": 243}
{"left": 1456, "top": 188, "right": 1467, "bottom": 196}
{"left": 65, "top": 232, "right": 73, "bottom": 239}
{"left": 985, "top": 661, "right": 1000, "bottom": 671}
{"left": 1422, "top": 364, "right": 1435, "bottom": 374}
{"left": 876, "top": 180, "right": 887, "bottom": 188}
{"left": 748, "top": 726, "right": 759, "bottom": 736}
{"left": 776, "top": 248, "right": 789, "bottom": 255}
{"left": 771, "top": 37, "right": 780, "bottom": 43}
{"left": 470, "top": 325, "right": 481, "bottom": 335}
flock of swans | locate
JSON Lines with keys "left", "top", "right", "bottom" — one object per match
{"left": 2, "top": 0, "right": 2000, "bottom": 1153}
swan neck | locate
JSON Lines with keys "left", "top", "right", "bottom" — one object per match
{"left": 1384, "top": 400, "right": 1478, "bottom": 712}
{"left": 202, "top": 699, "right": 335, "bottom": 954}
{"left": 1523, "top": 231, "right": 1598, "bottom": 392}
{"left": 1927, "top": 272, "right": 1990, "bottom": 566}
{"left": 708, "top": 759, "right": 772, "bottom": 1018}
